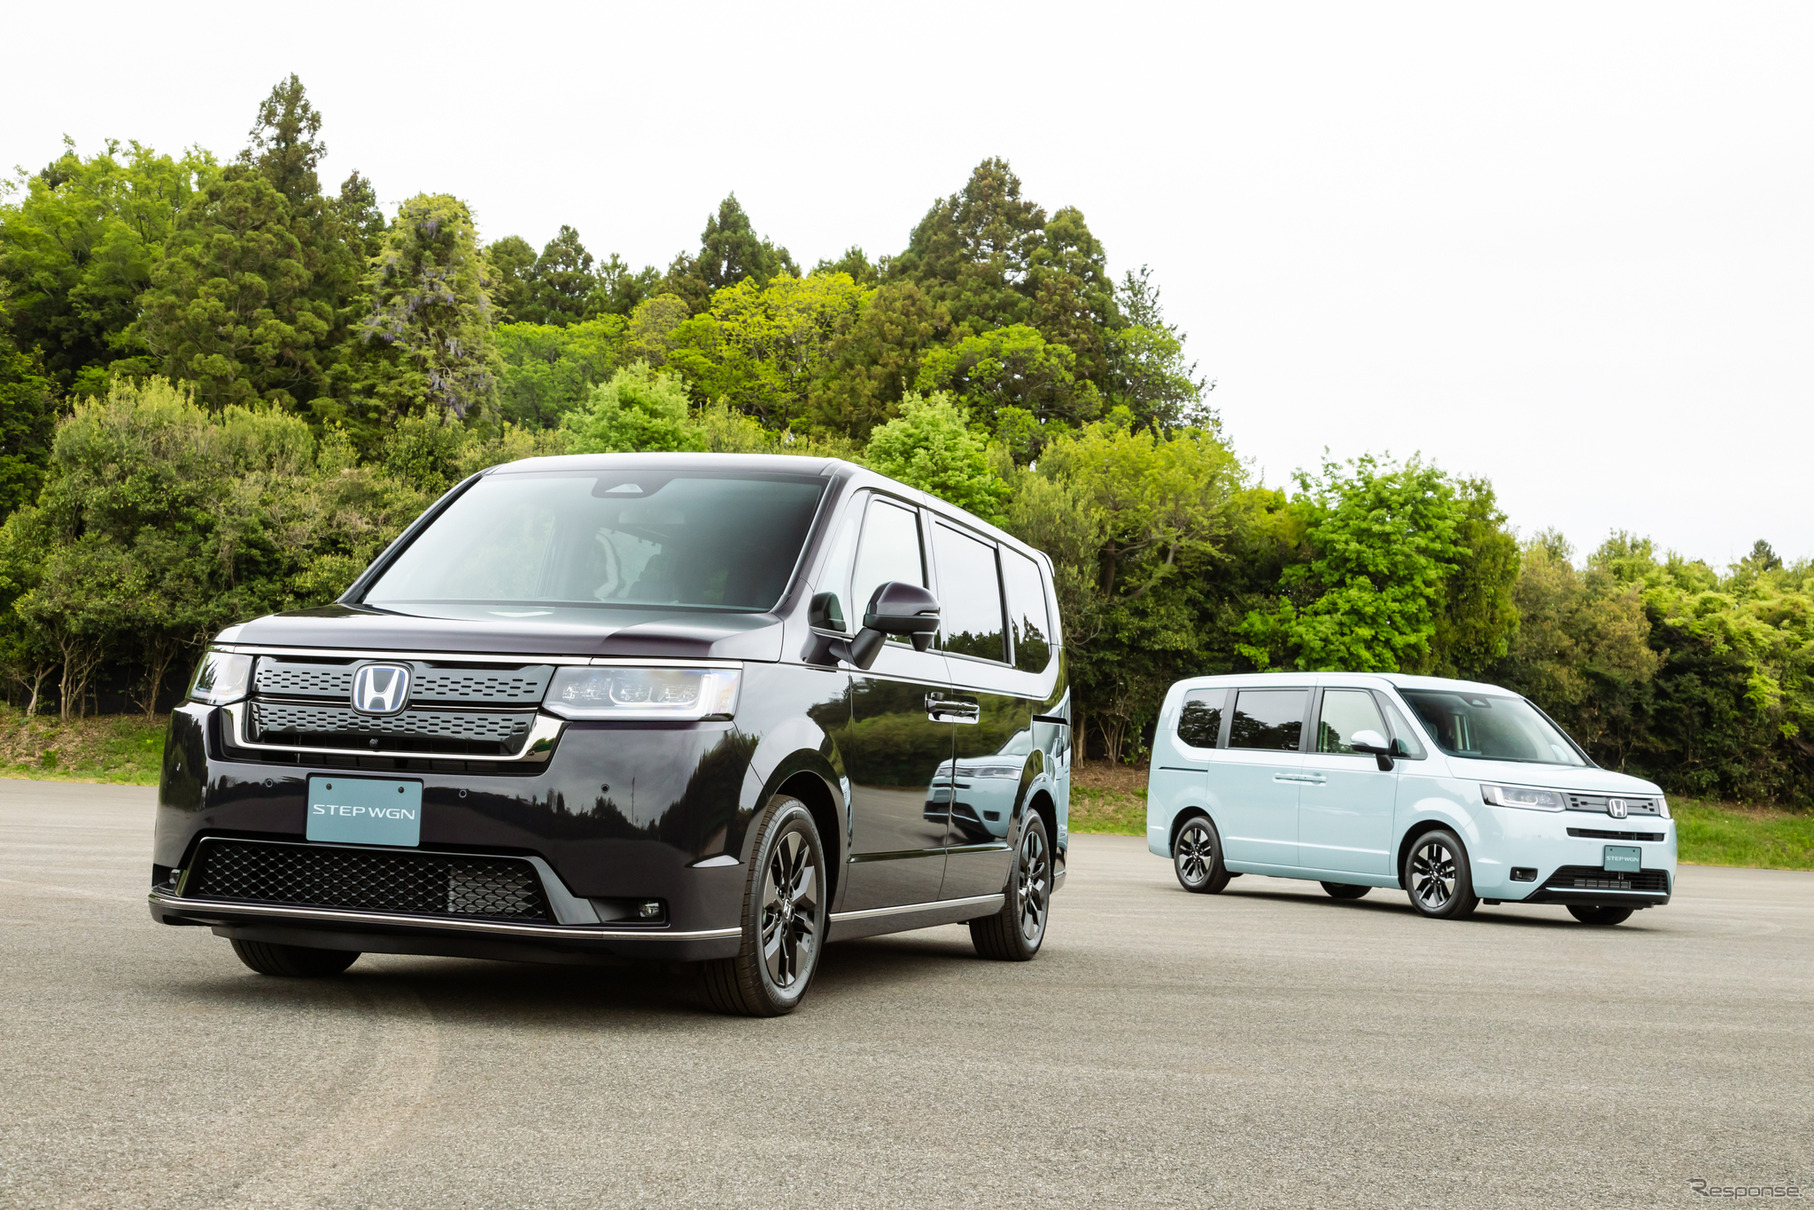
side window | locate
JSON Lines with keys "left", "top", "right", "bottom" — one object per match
{"left": 850, "top": 498, "right": 925, "bottom": 644}
{"left": 1001, "top": 549, "right": 1052, "bottom": 672}
{"left": 1377, "top": 693, "right": 1428, "bottom": 759}
{"left": 931, "top": 522, "right": 1007, "bottom": 663}
{"left": 1228, "top": 689, "right": 1307, "bottom": 751}
{"left": 1315, "top": 689, "right": 1389, "bottom": 754}
{"left": 1176, "top": 689, "right": 1225, "bottom": 749}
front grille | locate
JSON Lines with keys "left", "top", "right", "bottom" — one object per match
{"left": 1567, "top": 827, "right": 1666, "bottom": 841}
{"left": 1566, "top": 793, "right": 1662, "bottom": 816}
{"left": 1541, "top": 864, "right": 1670, "bottom": 894}
{"left": 250, "top": 703, "right": 535, "bottom": 756}
{"left": 254, "top": 658, "right": 554, "bottom": 704}
{"left": 187, "top": 839, "right": 550, "bottom": 921}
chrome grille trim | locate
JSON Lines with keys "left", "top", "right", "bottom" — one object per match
{"left": 251, "top": 702, "right": 536, "bottom": 747}
{"left": 1566, "top": 793, "right": 1662, "bottom": 816}
{"left": 221, "top": 701, "right": 562, "bottom": 763}
{"left": 254, "top": 657, "right": 554, "bottom": 704}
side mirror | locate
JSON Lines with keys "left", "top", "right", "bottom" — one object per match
{"left": 1350, "top": 729, "right": 1395, "bottom": 772}
{"left": 803, "top": 582, "right": 940, "bottom": 671}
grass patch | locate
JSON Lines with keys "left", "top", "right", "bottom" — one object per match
{"left": 1673, "top": 799, "right": 1814, "bottom": 871}
{"left": 1069, "top": 761, "right": 1147, "bottom": 836}
{"left": 0, "top": 709, "right": 167, "bottom": 785}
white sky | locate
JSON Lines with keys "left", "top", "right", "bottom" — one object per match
{"left": 4, "top": 1, "right": 1809, "bottom": 567}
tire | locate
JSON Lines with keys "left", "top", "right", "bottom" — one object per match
{"left": 1568, "top": 905, "right": 1634, "bottom": 926}
{"left": 229, "top": 939, "right": 359, "bottom": 977}
{"left": 1401, "top": 828, "right": 1479, "bottom": 920}
{"left": 1173, "top": 814, "right": 1231, "bottom": 894}
{"left": 1321, "top": 881, "right": 1371, "bottom": 900}
{"left": 702, "top": 796, "right": 827, "bottom": 1017}
{"left": 971, "top": 810, "right": 1053, "bottom": 961}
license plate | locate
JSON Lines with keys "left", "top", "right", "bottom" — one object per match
{"left": 1603, "top": 844, "right": 1641, "bottom": 873}
{"left": 307, "top": 776, "right": 422, "bottom": 847}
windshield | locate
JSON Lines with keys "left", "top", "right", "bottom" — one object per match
{"left": 1399, "top": 689, "right": 1589, "bottom": 767}
{"left": 364, "top": 469, "right": 826, "bottom": 612}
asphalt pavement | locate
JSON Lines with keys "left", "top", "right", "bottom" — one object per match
{"left": 2, "top": 779, "right": 1811, "bottom": 1209}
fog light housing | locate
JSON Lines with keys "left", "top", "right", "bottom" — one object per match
{"left": 1510, "top": 867, "right": 1538, "bottom": 882}
{"left": 638, "top": 900, "right": 662, "bottom": 920}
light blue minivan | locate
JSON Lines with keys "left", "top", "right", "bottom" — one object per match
{"left": 1146, "top": 673, "right": 1676, "bottom": 924}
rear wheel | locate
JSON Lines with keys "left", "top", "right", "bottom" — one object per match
{"left": 971, "top": 810, "right": 1051, "bottom": 961}
{"left": 1321, "top": 881, "right": 1371, "bottom": 900}
{"left": 1568, "top": 905, "right": 1634, "bottom": 926}
{"left": 229, "top": 939, "right": 359, "bottom": 977}
{"left": 1173, "top": 815, "right": 1231, "bottom": 894}
{"left": 702, "top": 796, "right": 826, "bottom": 1017}
{"left": 1402, "top": 829, "right": 1478, "bottom": 920}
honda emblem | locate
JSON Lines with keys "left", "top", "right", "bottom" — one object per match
{"left": 351, "top": 664, "right": 411, "bottom": 715}
{"left": 1607, "top": 798, "right": 1628, "bottom": 819}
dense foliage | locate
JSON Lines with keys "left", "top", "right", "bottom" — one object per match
{"left": 1, "top": 79, "right": 1807, "bottom": 802}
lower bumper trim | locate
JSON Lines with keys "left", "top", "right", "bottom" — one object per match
{"left": 148, "top": 890, "right": 737, "bottom": 943}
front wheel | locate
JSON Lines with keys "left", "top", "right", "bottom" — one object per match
{"left": 702, "top": 796, "right": 826, "bottom": 1016}
{"left": 1402, "top": 829, "right": 1479, "bottom": 920}
{"left": 971, "top": 810, "right": 1052, "bottom": 961}
{"left": 1173, "top": 815, "right": 1231, "bottom": 894}
{"left": 230, "top": 939, "right": 359, "bottom": 977}
{"left": 1568, "top": 905, "right": 1634, "bottom": 926}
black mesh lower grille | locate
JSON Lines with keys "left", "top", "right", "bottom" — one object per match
{"left": 1541, "top": 864, "right": 1670, "bottom": 893}
{"left": 188, "top": 840, "right": 551, "bottom": 921}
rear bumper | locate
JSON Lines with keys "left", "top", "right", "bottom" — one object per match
{"left": 148, "top": 890, "right": 742, "bottom": 962}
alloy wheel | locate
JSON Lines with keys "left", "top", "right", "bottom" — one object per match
{"left": 1176, "top": 820, "right": 1214, "bottom": 887}
{"left": 760, "top": 828, "right": 820, "bottom": 989}
{"left": 1017, "top": 821, "right": 1051, "bottom": 944}
{"left": 1409, "top": 839, "right": 1457, "bottom": 911}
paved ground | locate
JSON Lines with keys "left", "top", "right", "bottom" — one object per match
{"left": 2, "top": 780, "right": 1811, "bottom": 1209}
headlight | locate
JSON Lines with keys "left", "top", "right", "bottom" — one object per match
{"left": 544, "top": 665, "right": 741, "bottom": 721}
{"left": 189, "top": 650, "right": 253, "bottom": 705}
{"left": 1479, "top": 783, "right": 1566, "bottom": 811}
{"left": 1658, "top": 796, "right": 1671, "bottom": 820}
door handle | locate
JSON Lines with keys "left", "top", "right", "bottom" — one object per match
{"left": 926, "top": 694, "right": 981, "bottom": 722}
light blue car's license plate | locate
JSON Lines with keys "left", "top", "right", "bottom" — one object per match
{"left": 1603, "top": 844, "right": 1641, "bottom": 873}
{"left": 307, "top": 776, "right": 422, "bottom": 847}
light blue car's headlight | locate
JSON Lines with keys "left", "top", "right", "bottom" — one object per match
{"left": 1480, "top": 783, "right": 1566, "bottom": 811}
{"left": 189, "top": 650, "right": 253, "bottom": 705}
{"left": 1657, "top": 796, "right": 1671, "bottom": 820}
{"left": 544, "top": 666, "right": 741, "bottom": 721}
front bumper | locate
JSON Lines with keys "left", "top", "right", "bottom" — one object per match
{"left": 1473, "top": 806, "right": 1676, "bottom": 907}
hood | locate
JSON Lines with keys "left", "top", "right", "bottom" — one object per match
{"left": 219, "top": 603, "right": 786, "bottom": 661}
{"left": 1437, "top": 756, "right": 1664, "bottom": 797}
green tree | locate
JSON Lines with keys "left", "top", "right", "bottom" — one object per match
{"left": 138, "top": 169, "right": 332, "bottom": 410}
{"left": 0, "top": 323, "right": 57, "bottom": 519}
{"left": 357, "top": 194, "right": 501, "bottom": 419}
{"left": 914, "top": 323, "right": 1101, "bottom": 436}
{"left": 495, "top": 316, "right": 624, "bottom": 429}
{"left": 484, "top": 235, "right": 537, "bottom": 323}
{"left": 1238, "top": 455, "right": 1471, "bottom": 673}
{"left": 521, "top": 225, "right": 598, "bottom": 325}
{"left": 561, "top": 362, "right": 705, "bottom": 454}
{"left": 665, "top": 272, "right": 867, "bottom": 427}
{"left": 661, "top": 195, "right": 798, "bottom": 313}
{"left": 863, "top": 391, "right": 1008, "bottom": 523}
{"left": 1028, "top": 419, "right": 1251, "bottom": 760}
{"left": 1106, "top": 266, "right": 1212, "bottom": 432}
{"left": 0, "top": 138, "right": 217, "bottom": 393}
{"left": 810, "top": 282, "right": 951, "bottom": 440}
{"left": 1491, "top": 533, "right": 1657, "bottom": 765}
